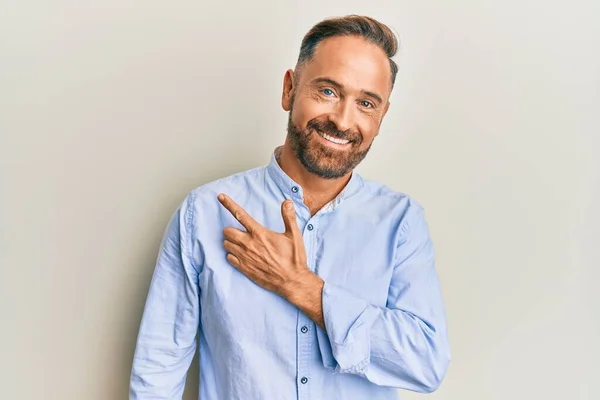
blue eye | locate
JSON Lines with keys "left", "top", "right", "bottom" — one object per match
{"left": 323, "top": 88, "right": 334, "bottom": 96}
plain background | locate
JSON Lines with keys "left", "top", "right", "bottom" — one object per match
{"left": 1, "top": 0, "right": 599, "bottom": 399}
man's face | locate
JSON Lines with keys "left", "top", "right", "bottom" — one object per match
{"left": 283, "top": 35, "right": 392, "bottom": 179}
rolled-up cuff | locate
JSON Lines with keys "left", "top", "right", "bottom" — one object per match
{"left": 319, "top": 281, "right": 372, "bottom": 373}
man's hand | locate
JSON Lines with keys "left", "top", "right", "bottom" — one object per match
{"left": 218, "top": 193, "right": 310, "bottom": 297}
{"left": 217, "top": 193, "right": 325, "bottom": 329}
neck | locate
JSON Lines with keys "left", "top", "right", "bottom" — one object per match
{"left": 276, "top": 142, "right": 352, "bottom": 213}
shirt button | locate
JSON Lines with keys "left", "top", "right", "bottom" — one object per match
{"left": 301, "top": 326, "right": 308, "bottom": 333}
{"left": 307, "top": 224, "right": 314, "bottom": 231}
{"left": 300, "top": 377, "right": 308, "bottom": 384}
{"left": 291, "top": 186, "right": 299, "bottom": 193}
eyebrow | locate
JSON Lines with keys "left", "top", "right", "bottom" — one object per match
{"left": 310, "top": 77, "right": 384, "bottom": 105}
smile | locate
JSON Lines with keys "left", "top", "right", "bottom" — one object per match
{"left": 315, "top": 130, "right": 352, "bottom": 146}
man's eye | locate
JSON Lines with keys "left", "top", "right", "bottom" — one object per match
{"left": 360, "top": 100, "right": 373, "bottom": 108}
{"left": 323, "top": 89, "right": 334, "bottom": 96}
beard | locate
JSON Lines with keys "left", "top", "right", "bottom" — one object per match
{"left": 286, "top": 111, "right": 373, "bottom": 179}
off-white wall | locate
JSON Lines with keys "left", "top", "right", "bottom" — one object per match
{"left": 2, "top": 1, "right": 598, "bottom": 399}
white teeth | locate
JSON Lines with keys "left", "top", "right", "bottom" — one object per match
{"left": 322, "top": 133, "right": 350, "bottom": 145}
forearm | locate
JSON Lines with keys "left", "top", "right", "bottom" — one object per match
{"left": 282, "top": 272, "right": 449, "bottom": 392}
{"left": 318, "top": 282, "right": 450, "bottom": 393}
{"left": 130, "top": 285, "right": 199, "bottom": 399}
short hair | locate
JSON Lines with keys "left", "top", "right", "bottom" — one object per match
{"left": 296, "top": 15, "right": 399, "bottom": 88}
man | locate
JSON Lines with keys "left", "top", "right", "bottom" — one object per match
{"left": 130, "top": 14, "right": 450, "bottom": 400}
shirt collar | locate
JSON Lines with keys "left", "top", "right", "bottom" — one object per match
{"left": 266, "top": 146, "right": 363, "bottom": 212}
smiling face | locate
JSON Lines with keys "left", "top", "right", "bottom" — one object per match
{"left": 282, "top": 35, "right": 393, "bottom": 179}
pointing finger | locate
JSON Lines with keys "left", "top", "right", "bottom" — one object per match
{"left": 218, "top": 193, "right": 262, "bottom": 234}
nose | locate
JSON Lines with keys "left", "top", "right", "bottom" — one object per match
{"left": 328, "top": 99, "right": 354, "bottom": 133}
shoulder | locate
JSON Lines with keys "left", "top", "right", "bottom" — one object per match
{"left": 351, "top": 175, "right": 432, "bottom": 244}
{"left": 357, "top": 176, "right": 425, "bottom": 221}
{"left": 177, "top": 165, "right": 266, "bottom": 220}
{"left": 188, "top": 165, "right": 265, "bottom": 202}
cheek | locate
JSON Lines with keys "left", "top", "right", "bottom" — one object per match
{"left": 357, "top": 118, "right": 382, "bottom": 143}
{"left": 292, "top": 97, "right": 331, "bottom": 127}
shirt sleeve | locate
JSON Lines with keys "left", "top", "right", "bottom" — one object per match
{"left": 129, "top": 193, "right": 201, "bottom": 399}
{"left": 320, "top": 202, "right": 451, "bottom": 393}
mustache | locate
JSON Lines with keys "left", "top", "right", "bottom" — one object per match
{"left": 306, "top": 119, "right": 361, "bottom": 143}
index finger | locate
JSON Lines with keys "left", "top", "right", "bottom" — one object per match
{"left": 217, "top": 193, "right": 261, "bottom": 234}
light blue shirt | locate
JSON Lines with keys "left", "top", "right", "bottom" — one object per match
{"left": 130, "top": 148, "right": 451, "bottom": 399}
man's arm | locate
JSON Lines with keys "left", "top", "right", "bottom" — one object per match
{"left": 217, "top": 194, "right": 450, "bottom": 393}
{"left": 130, "top": 194, "right": 201, "bottom": 399}
{"left": 286, "top": 204, "right": 450, "bottom": 393}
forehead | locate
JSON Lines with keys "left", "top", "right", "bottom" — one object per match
{"left": 299, "top": 35, "right": 392, "bottom": 97}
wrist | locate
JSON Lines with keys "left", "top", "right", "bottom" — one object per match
{"left": 282, "top": 269, "right": 323, "bottom": 304}
{"left": 292, "top": 272, "right": 324, "bottom": 310}
{"left": 283, "top": 269, "right": 326, "bottom": 330}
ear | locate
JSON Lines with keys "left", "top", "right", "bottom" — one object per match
{"left": 383, "top": 101, "right": 390, "bottom": 119}
{"left": 376, "top": 101, "right": 391, "bottom": 134}
{"left": 281, "top": 69, "right": 295, "bottom": 111}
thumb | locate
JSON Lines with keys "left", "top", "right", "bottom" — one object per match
{"left": 281, "top": 200, "right": 299, "bottom": 236}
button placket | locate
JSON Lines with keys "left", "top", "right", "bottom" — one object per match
{"left": 303, "top": 219, "right": 317, "bottom": 272}
{"left": 296, "top": 214, "right": 315, "bottom": 399}
{"left": 296, "top": 314, "right": 312, "bottom": 398}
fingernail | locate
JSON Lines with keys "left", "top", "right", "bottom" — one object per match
{"left": 218, "top": 193, "right": 224, "bottom": 201}
{"left": 285, "top": 201, "right": 293, "bottom": 210}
